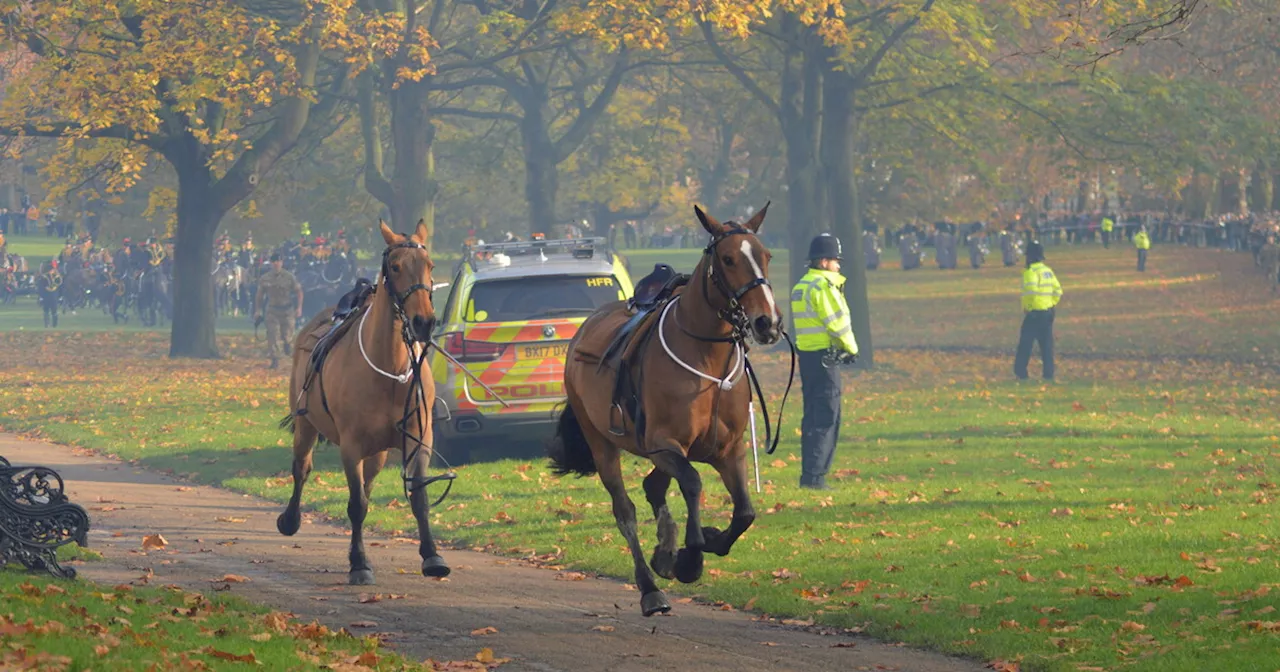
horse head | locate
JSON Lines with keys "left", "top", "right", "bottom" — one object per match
{"left": 378, "top": 219, "right": 437, "bottom": 343}
{"left": 694, "top": 203, "right": 781, "bottom": 345}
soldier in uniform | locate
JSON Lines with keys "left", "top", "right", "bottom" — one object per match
{"left": 862, "top": 226, "right": 881, "bottom": 270}
{"left": 898, "top": 229, "right": 921, "bottom": 270}
{"left": 1259, "top": 236, "right": 1280, "bottom": 293}
{"left": 254, "top": 252, "right": 303, "bottom": 369}
{"left": 37, "top": 260, "right": 62, "bottom": 327}
{"left": 1000, "top": 227, "right": 1019, "bottom": 267}
{"left": 968, "top": 226, "right": 987, "bottom": 269}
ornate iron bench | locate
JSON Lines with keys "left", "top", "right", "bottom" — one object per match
{"left": 0, "top": 456, "right": 91, "bottom": 578}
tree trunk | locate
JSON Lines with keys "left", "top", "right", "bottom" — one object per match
{"left": 699, "top": 117, "right": 736, "bottom": 212}
{"left": 520, "top": 105, "right": 559, "bottom": 236}
{"left": 779, "top": 20, "right": 823, "bottom": 289}
{"left": 388, "top": 78, "right": 437, "bottom": 239}
{"left": 821, "top": 69, "right": 872, "bottom": 368}
{"left": 169, "top": 162, "right": 224, "bottom": 359}
{"left": 1249, "top": 162, "right": 1271, "bottom": 213}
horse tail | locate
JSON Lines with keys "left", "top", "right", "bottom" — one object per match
{"left": 547, "top": 404, "right": 597, "bottom": 477}
{"left": 278, "top": 412, "right": 296, "bottom": 433}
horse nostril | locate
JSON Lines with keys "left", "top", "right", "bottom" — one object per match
{"left": 411, "top": 315, "right": 434, "bottom": 341}
{"left": 754, "top": 316, "right": 773, "bottom": 333}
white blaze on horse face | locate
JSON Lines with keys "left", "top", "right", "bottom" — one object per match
{"left": 739, "top": 238, "right": 777, "bottom": 318}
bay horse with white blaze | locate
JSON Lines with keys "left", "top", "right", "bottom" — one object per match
{"left": 276, "top": 220, "right": 450, "bottom": 584}
{"left": 549, "top": 204, "right": 781, "bottom": 616}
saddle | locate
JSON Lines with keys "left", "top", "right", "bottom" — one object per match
{"left": 594, "top": 264, "right": 689, "bottom": 436}
{"left": 308, "top": 278, "right": 375, "bottom": 375}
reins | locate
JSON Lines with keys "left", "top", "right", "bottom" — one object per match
{"left": 663, "top": 225, "right": 796, "bottom": 455}
{"left": 377, "top": 240, "right": 456, "bottom": 506}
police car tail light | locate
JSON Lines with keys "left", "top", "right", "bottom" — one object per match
{"left": 442, "top": 331, "right": 506, "bottom": 363}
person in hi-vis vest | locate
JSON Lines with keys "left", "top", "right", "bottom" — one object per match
{"left": 790, "top": 233, "right": 858, "bottom": 490}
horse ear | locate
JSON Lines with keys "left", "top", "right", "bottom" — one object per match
{"left": 694, "top": 205, "right": 722, "bottom": 236}
{"left": 379, "top": 220, "right": 398, "bottom": 245}
{"left": 743, "top": 201, "right": 770, "bottom": 233}
{"left": 413, "top": 218, "right": 429, "bottom": 244}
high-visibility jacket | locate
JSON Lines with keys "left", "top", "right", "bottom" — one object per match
{"left": 1021, "top": 262, "right": 1062, "bottom": 312}
{"left": 1101, "top": 217, "right": 1114, "bottom": 232}
{"left": 791, "top": 268, "right": 858, "bottom": 354}
{"left": 1134, "top": 232, "right": 1150, "bottom": 250}
{"left": 300, "top": 222, "right": 311, "bottom": 237}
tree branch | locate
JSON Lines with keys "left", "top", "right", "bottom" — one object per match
{"left": 357, "top": 70, "right": 392, "bottom": 206}
{"left": 435, "top": 106, "right": 521, "bottom": 122}
{"left": 849, "top": 0, "right": 937, "bottom": 87}
{"left": 699, "top": 18, "right": 780, "bottom": 118}
{"left": 552, "top": 50, "right": 629, "bottom": 163}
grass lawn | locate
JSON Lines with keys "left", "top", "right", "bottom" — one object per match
{"left": 1, "top": 244, "right": 1279, "bottom": 671}
{"left": 0, "top": 567, "right": 439, "bottom": 670}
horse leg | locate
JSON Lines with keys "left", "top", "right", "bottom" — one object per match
{"left": 361, "top": 452, "right": 387, "bottom": 500}
{"left": 703, "top": 448, "right": 756, "bottom": 557}
{"left": 597, "top": 451, "right": 670, "bottom": 616}
{"left": 341, "top": 450, "right": 376, "bottom": 585}
{"left": 642, "top": 469, "right": 678, "bottom": 580}
{"left": 648, "top": 445, "right": 705, "bottom": 584}
{"left": 405, "top": 443, "right": 450, "bottom": 577}
{"left": 276, "top": 417, "right": 320, "bottom": 537}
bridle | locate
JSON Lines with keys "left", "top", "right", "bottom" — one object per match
{"left": 667, "top": 222, "right": 795, "bottom": 457}
{"left": 378, "top": 238, "right": 455, "bottom": 505}
{"left": 380, "top": 240, "right": 435, "bottom": 342}
{"left": 695, "top": 224, "right": 772, "bottom": 343}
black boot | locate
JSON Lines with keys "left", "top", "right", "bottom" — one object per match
{"left": 269, "top": 357, "right": 279, "bottom": 369}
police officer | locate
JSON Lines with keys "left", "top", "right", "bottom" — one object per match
{"left": 791, "top": 233, "right": 859, "bottom": 490}
{"left": 254, "top": 253, "right": 303, "bottom": 369}
{"left": 1134, "top": 225, "right": 1151, "bottom": 272}
{"left": 1014, "top": 242, "right": 1062, "bottom": 381}
{"left": 1101, "top": 214, "right": 1115, "bottom": 249}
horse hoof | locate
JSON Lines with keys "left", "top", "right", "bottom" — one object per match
{"left": 701, "top": 527, "right": 730, "bottom": 557}
{"left": 641, "top": 590, "right": 672, "bottom": 617}
{"left": 276, "top": 511, "right": 300, "bottom": 536}
{"left": 650, "top": 549, "right": 676, "bottom": 580}
{"left": 421, "top": 555, "right": 451, "bottom": 578}
{"left": 674, "top": 547, "right": 703, "bottom": 584}
{"left": 349, "top": 569, "right": 375, "bottom": 586}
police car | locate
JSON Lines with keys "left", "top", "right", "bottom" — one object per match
{"left": 429, "top": 236, "right": 634, "bottom": 464}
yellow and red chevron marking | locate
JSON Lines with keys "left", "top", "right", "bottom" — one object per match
{"left": 462, "top": 318, "right": 582, "bottom": 343}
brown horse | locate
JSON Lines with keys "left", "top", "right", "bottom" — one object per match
{"left": 549, "top": 204, "right": 781, "bottom": 616}
{"left": 277, "top": 219, "right": 450, "bottom": 584}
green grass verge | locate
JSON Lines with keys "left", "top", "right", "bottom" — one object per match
{"left": 0, "top": 569, "right": 424, "bottom": 670}
{"left": 1, "top": 246, "right": 1278, "bottom": 671}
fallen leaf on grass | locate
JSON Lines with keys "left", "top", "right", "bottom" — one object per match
{"left": 590, "top": 625, "right": 615, "bottom": 632}
{"left": 475, "top": 648, "right": 510, "bottom": 665}
{"left": 358, "top": 593, "right": 382, "bottom": 604}
{"left": 141, "top": 534, "right": 167, "bottom": 551}
{"left": 249, "top": 633, "right": 271, "bottom": 642}
{"left": 207, "top": 649, "right": 256, "bottom": 663}
{"left": 349, "top": 620, "right": 378, "bottom": 628}
{"left": 471, "top": 627, "right": 498, "bottom": 636}
{"left": 1119, "top": 621, "right": 1145, "bottom": 632}
{"left": 214, "top": 516, "right": 247, "bottom": 524}
{"left": 556, "top": 572, "right": 587, "bottom": 581}
{"left": 212, "top": 574, "right": 250, "bottom": 584}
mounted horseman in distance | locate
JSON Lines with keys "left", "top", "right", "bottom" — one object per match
{"left": 549, "top": 203, "right": 785, "bottom": 617}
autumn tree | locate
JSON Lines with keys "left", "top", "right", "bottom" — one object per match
{"left": 0, "top": 0, "right": 350, "bottom": 357}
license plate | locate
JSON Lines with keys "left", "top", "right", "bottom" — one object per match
{"left": 521, "top": 343, "right": 569, "bottom": 360}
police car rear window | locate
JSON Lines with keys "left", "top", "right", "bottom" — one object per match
{"left": 465, "top": 275, "right": 622, "bottom": 322}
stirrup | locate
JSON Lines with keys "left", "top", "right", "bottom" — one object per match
{"left": 608, "top": 404, "right": 627, "bottom": 436}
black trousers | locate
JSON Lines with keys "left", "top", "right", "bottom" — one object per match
{"left": 1102, "top": 231, "right": 1111, "bottom": 248}
{"left": 798, "top": 349, "right": 841, "bottom": 486}
{"left": 1014, "top": 308, "right": 1054, "bottom": 380}
{"left": 1137, "top": 249, "right": 1147, "bottom": 271}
